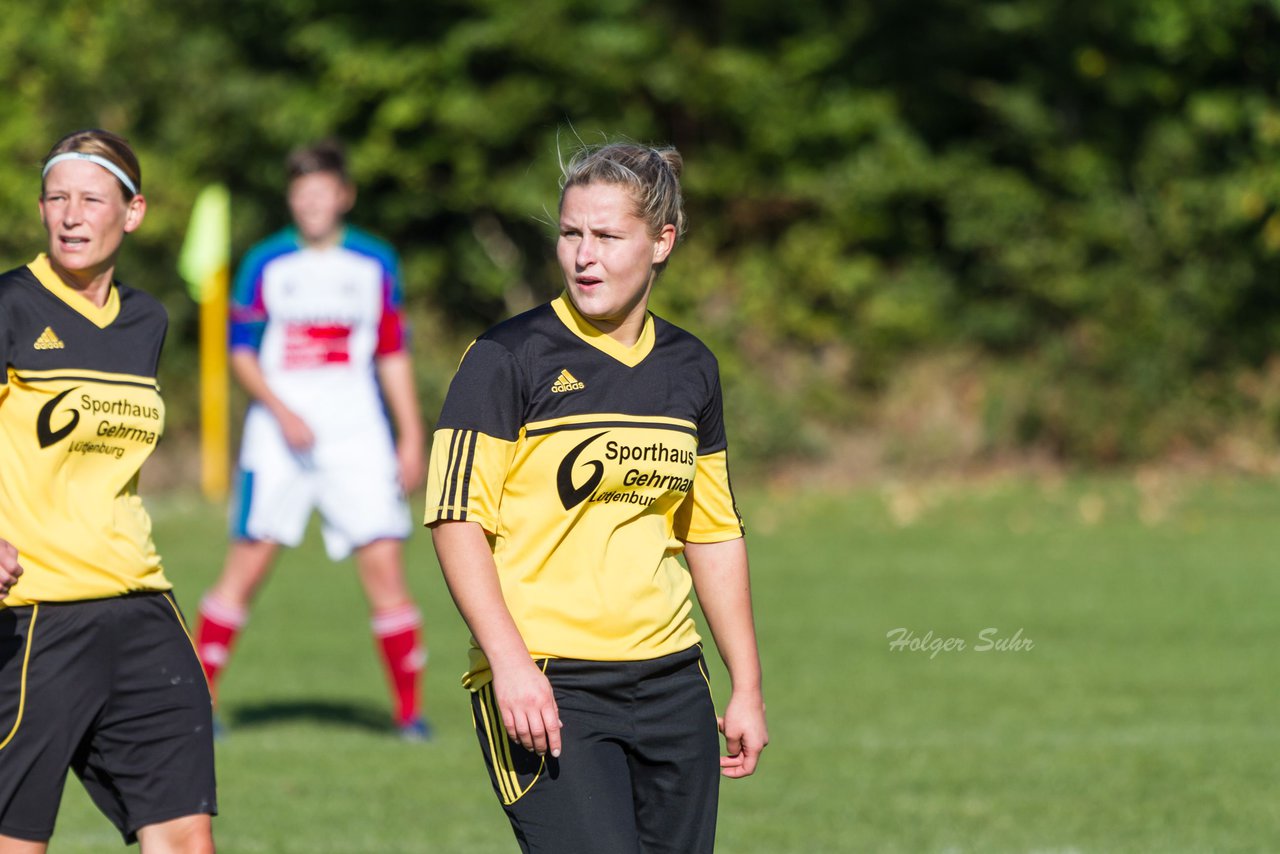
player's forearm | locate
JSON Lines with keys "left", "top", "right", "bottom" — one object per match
{"left": 431, "top": 520, "right": 531, "bottom": 670}
{"left": 686, "top": 537, "right": 764, "bottom": 694}
{"left": 230, "top": 348, "right": 291, "bottom": 418}
{"left": 375, "top": 352, "right": 424, "bottom": 446}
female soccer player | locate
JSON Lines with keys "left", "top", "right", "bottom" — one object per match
{"left": 194, "top": 141, "right": 430, "bottom": 740}
{"left": 427, "top": 142, "right": 768, "bottom": 853}
{"left": 0, "top": 130, "right": 217, "bottom": 852}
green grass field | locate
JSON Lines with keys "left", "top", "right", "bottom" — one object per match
{"left": 49, "top": 475, "right": 1280, "bottom": 852}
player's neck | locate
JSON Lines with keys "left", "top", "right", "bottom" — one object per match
{"left": 47, "top": 256, "right": 115, "bottom": 308}
{"left": 299, "top": 224, "right": 346, "bottom": 250}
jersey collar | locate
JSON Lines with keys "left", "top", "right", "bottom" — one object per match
{"left": 551, "top": 294, "right": 655, "bottom": 368}
{"left": 290, "top": 224, "right": 348, "bottom": 251}
{"left": 27, "top": 253, "right": 122, "bottom": 328}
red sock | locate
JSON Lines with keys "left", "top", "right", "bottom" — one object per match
{"left": 372, "top": 605, "right": 425, "bottom": 725}
{"left": 195, "top": 594, "right": 248, "bottom": 704}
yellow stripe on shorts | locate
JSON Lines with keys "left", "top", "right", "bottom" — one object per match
{"left": 478, "top": 683, "right": 519, "bottom": 804}
{"left": 0, "top": 604, "right": 38, "bottom": 751}
{"left": 477, "top": 673, "right": 548, "bottom": 806}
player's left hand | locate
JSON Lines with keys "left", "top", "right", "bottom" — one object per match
{"left": 0, "top": 537, "right": 23, "bottom": 599}
{"left": 397, "top": 440, "right": 425, "bottom": 493}
{"left": 719, "top": 688, "right": 768, "bottom": 778}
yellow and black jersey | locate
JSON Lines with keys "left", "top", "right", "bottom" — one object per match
{"left": 0, "top": 255, "right": 171, "bottom": 606}
{"left": 426, "top": 294, "right": 744, "bottom": 688}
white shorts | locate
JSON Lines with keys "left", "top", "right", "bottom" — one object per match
{"left": 230, "top": 407, "right": 411, "bottom": 560}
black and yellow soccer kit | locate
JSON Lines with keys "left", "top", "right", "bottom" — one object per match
{"left": 0, "top": 256, "right": 215, "bottom": 844}
{"left": 426, "top": 294, "right": 744, "bottom": 853}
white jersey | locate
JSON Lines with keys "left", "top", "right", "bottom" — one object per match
{"left": 229, "top": 225, "right": 406, "bottom": 443}
{"left": 228, "top": 225, "right": 411, "bottom": 557}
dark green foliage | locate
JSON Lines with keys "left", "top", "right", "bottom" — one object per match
{"left": 5, "top": 0, "right": 1280, "bottom": 464}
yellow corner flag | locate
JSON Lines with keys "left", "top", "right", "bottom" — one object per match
{"left": 178, "top": 184, "right": 232, "bottom": 501}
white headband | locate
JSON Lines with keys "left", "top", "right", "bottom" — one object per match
{"left": 42, "top": 152, "right": 138, "bottom": 196}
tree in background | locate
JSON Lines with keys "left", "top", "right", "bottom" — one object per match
{"left": 4, "top": 0, "right": 1280, "bottom": 467}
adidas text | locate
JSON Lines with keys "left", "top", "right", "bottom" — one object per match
{"left": 551, "top": 369, "right": 585, "bottom": 393}
{"left": 34, "top": 327, "right": 65, "bottom": 350}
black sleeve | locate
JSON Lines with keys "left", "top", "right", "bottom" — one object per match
{"left": 436, "top": 338, "right": 527, "bottom": 441}
{"left": 0, "top": 297, "right": 11, "bottom": 383}
{"left": 696, "top": 362, "right": 728, "bottom": 455}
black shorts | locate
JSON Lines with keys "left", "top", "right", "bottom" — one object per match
{"left": 470, "top": 646, "right": 720, "bottom": 854}
{"left": 0, "top": 592, "right": 217, "bottom": 844}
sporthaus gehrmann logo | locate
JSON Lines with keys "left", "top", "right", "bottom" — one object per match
{"left": 557, "top": 431, "right": 608, "bottom": 510}
{"left": 37, "top": 387, "right": 80, "bottom": 448}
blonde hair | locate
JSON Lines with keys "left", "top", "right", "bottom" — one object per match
{"left": 42, "top": 129, "right": 141, "bottom": 200}
{"left": 559, "top": 142, "right": 686, "bottom": 243}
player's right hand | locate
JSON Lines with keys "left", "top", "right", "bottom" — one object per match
{"left": 492, "top": 659, "right": 563, "bottom": 758}
{"left": 274, "top": 408, "right": 316, "bottom": 452}
{"left": 0, "top": 538, "right": 23, "bottom": 598}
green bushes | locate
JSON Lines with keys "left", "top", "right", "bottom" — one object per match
{"left": 5, "top": 0, "right": 1280, "bottom": 467}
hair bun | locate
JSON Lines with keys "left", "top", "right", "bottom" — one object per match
{"left": 654, "top": 147, "right": 683, "bottom": 179}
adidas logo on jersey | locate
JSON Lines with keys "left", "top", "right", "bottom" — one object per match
{"left": 550, "top": 369, "right": 585, "bottom": 394}
{"left": 33, "top": 326, "right": 65, "bottom": 350}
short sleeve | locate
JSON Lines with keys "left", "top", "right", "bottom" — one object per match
{"left": 374, "top": 256, "right": 406, "bottom": 356}
{"left": 424, "top": 339, "right": 527, "bottom": 532}
{"left": 0, "top": 304, "right": 10, "bottom": 389}
{"left": 674, "top": 370, "right": 744, "bottom": 542}
{"left": 229, "top": 252, "right": 268, "bottom": 351}
{"left": 0, "top": 302, "right": 11, "bottom": 367}
{"left": 695, "top": 370, "right": 728, "bottom": 455}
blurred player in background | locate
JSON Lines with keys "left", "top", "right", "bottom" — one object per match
{"left": 0, "top": 129, "right": 216, "bottom": 852}
{"left": 428, "top": 141, "right": 768, "bottom": 852}
{"left": 194, "top": 140, "right": 430, "bottom": 740}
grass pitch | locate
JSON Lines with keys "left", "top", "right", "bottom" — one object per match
{"left": 49, "top": 475, "right": 1280, "bottom": 852}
